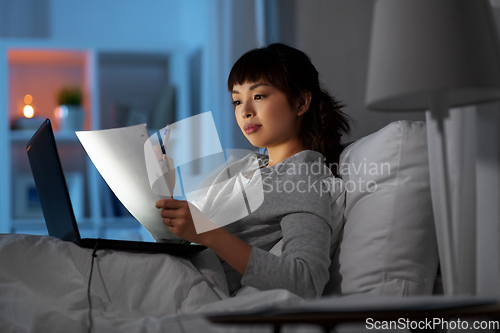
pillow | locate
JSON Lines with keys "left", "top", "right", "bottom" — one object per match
{"left": 325, "top": 120, "right": 438, "bottom": 296}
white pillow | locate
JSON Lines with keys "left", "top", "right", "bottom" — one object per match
{"left": 325, "top": 120, "right": 439, "bottom": 296}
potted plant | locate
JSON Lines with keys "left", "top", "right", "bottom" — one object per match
{"left": 58, "top": 87, "right": 82, "bottom": 106}
{"left": 56, "top": 87, "right": 85, "bottom": 131}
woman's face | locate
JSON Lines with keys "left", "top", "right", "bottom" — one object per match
{"left": 231, "top": 81, "right": 304, "bottom": 149}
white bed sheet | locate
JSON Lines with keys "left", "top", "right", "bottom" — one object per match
{"left": 0, "top": 234, "right": 305, "bottom": 333}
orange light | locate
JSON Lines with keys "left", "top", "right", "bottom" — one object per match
{"left": 24, "top": 94, "right": 33, "bottom": 104}
{"left": 23, "top": 105, "right": 34, "bottom": 118}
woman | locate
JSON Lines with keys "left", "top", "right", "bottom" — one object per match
{"left": 156, "top": 43, "right": 351, "bottom": 298}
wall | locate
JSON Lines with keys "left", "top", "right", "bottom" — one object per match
{"left": 287, "top": 0, "right": 425, "bottom": 142}
{"left": 9, "top": 0, "right": 411, "bottom": 144}
{"left": 0, "top": 0, "right": 50, "bottom": 38}
{"left": 50, "top": 0, "right": 181, "bottom": 48}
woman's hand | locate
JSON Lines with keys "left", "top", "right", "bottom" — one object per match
{"left": 156, "top": 198, "right": 205, "bottom": 244}
{"left": 156, "top": 198, "right": 252, "bottom": 275}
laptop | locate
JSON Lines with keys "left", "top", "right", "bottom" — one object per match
{"left": 26, "top": 118, "right": 205, "bottom": 256}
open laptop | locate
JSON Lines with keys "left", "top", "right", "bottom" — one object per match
{"left": 26, "top": 118, "right": 205, "bottom": 256}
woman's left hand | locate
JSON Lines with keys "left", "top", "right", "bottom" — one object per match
{"left": 156, "top": 198, "right": 252, "bottom": 275}
{"left": 156, "top": 198, "right": 203, "bottom": 244}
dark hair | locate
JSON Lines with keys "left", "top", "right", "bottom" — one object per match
{"left": 227, "top": 43, "right": 351, "bottom": 175}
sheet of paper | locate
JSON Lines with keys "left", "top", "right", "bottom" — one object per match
{"left": 76, "top": 123, "right": 178, "bottom": 240}
{"left": 76, "top": 112, "right": 227, "bottom": 240}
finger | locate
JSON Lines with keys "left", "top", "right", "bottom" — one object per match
{"left": 160, "top": 208, "right": 179, "bottom": 219}
{"left": 162, "top": 217, "right": 173, "bottom": 227}
{"left": 153, "top": 145, "right": 163, "bottom": 161}
{"left": 156, "top": 198, "right": 185, "bottom": 209}
{"left": 156, "top": 198, "right": 172, "bottom": 208}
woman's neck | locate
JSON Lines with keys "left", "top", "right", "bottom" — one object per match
{"left": 266, "top": 141, "right": 307, "bottom": 167}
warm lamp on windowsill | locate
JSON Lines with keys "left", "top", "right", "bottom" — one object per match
{"left": 365, "top": 0, "right": 500, "bottom": 295}
{"left": 12, "top": 94, "right": 44, "bottom": 130}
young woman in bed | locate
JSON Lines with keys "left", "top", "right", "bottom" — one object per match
{"left": 156, "top": 43, "right": 351, "bottom": 298}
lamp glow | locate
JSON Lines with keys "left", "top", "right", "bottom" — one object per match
{"left": 24, "top": 94, "right": 33, "bottom": 104}
{"left": 23, "top": 105, "right": 34, "bottom": 118}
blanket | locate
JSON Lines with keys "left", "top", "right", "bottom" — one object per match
{"left": 0, "top": 234, "right": 307, "bottom": 333}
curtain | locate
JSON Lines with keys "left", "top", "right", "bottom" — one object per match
{"left": 476, "top": 102, "right": 500, "bottom": 296}
{"left": 426, "top": 107, "right": 477, "bottom": 295}
{"left": 426, "top": 1, "right": 500, "bottom": 296}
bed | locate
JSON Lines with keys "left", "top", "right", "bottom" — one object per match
{"left": 0, "top": 120, "right": 439, "bottom": 332}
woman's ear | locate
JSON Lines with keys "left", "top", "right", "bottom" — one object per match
{"left": 296, "top": 91, "right": 312, "bottom": 116}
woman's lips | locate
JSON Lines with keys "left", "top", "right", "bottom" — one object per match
{"left": 244, "top": 125, "right": 261, "bottom": 134}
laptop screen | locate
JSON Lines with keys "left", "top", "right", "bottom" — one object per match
{"left": 26, "top": 119, "right": 81, "bottom": 244}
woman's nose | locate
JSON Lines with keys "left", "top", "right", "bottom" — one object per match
{"left": 241, "top": 104, "right": 255, "bottom": 119}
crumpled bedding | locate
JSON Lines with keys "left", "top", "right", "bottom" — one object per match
{"left": 0, "top": 234, "right": 307, "bottom": 333}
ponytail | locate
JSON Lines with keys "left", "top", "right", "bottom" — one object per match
{"left": 300, "top": 88, "right": 350, "bottom": 176}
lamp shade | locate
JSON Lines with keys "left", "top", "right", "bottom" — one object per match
{"left": 365, "top": 0, "right": 500, "bottom": 111}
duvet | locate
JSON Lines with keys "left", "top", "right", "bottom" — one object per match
{"left": 0, "top": 234, "right": 304, "bottom": 333}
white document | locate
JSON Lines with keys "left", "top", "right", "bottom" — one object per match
{"left": 76, "top": 112, "right": 225, "bottom": 240}
{"left": 76, "top": 123, "right": 178, "bottom": 240}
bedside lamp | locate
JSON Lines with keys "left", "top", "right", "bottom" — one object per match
{"left": 365, "top": 0, "right": 500, "bottom": 295}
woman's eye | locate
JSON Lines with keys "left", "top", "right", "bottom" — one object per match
{"left": 254, "top": 95, "right": 265, "bottom": 100}
{"left": 232, "top": 100, "right": 241, "bottom": 106}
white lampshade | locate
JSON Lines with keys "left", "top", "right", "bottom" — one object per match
{"left": 366, "top": 0, "right": 500, "bottom": 111}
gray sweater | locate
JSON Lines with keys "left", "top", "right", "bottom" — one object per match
{"left": 196, "top": 150, "right": 343, "bottom": 298}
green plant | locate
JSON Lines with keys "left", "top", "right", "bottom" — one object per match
{"left": 57, "top": 87, "right": 82, "bottom": 106}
